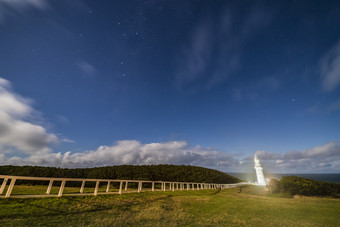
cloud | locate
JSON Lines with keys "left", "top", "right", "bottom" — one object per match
{"left": 0, "top": 77, "right": 58, "bottom": 155}
{"left": 320, "top": 40, "right": 340, "bottom": 92}
{"left": 252, "top": 141, "right": 340, "bottom": 173}
{"left": 61, "top": 138, "right": 75, "bottom": 143}
{"left": 328, "top": 98, "right": 340, "bottom": 112}
{"left": 3, "top": 138, "right": 340, "bottom": 174}
{"left": 175, "top": 6, "right": 271, "bottom": 90}
{"left": 0, "top": 0, "right": 48, "bottom": 22}
{"left": 175, "top": 21, "right": 213, "bottom": 88}
{"left": 1, "top": 140, "right": 240, "bottom": 169}
{"left": 77, "top": 61, "right": 97, "bottom": 75}
{"left": 231, "top": 76, "right": 280, "bottom": 101}
{"left": 306, "top": 104, "right": 319, "bottom": 113}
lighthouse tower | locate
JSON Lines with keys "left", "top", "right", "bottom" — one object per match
{"left": 254, "top": 155, "right": 266, "bottom": 185}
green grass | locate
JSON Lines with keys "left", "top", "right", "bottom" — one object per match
{"left": 1, "top": 186, "right": 339, "bottom": 226}
{"left": 1, "top": 184, "right": 142, "bottom": 195}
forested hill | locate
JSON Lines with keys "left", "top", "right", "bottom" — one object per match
{"left": 0, "top": 165, "right": 241, "bottom": 184}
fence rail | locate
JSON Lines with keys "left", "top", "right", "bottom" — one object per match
{"left": 0, "top": 175, "right": 243, "bottom": 198}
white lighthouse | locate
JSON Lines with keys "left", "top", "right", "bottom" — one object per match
{"left": 254, "top": 155, "right": 267, "bottom": 185}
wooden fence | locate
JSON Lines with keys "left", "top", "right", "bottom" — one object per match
{"left": 0, "top": 175, "right": 242, "bottom": 198}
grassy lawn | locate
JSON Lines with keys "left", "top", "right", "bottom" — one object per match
{"left": 0, "top": 186, "right": 339, "bottom": 226}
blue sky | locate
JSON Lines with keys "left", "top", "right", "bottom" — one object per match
{"left": 0, "top": 0, "right": 340, "bottom": 173}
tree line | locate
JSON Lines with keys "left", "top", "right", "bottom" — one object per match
{"left": 268, "top": 176, "right": 340, "bottom": 197}
{"left": 0, "top": 164, "right": 241, "bottom": 184}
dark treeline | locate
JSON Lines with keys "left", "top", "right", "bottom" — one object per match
{"left": 0, "top": 164, "right": 241, "bottom": 184}
{"left": 268, "top": 176, "right": 340, "bottom": 197}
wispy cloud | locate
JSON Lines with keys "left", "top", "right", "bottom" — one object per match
{"left": 231, "top": 76, "right": 280, "bottom": 101}
{"left": 175, "top": 21, "right": 213, "bottom": 89}
{"left": 77, "top": 61, "right": 97, "bottom": 75}
{"left": 175, "top": 5, "right": 271, "bottom": 90}
{"left": 0, "top": 77, "right": 58, "bottom": 155}
{"left": 0, "top": 0, "right": 49, "bottom": 22}
{"left": 306, "top": 104, "right": 319, "bottom": 113}
{"left": 320, "top": 40, "right": 340, "bottom": 92}
{"left": 328, "top": 98, "right": 340, "bottom": 112}
{"left": 61, "top": 138, "right": 75, "bottom": 143}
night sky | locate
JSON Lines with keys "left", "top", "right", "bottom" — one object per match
{"left": 1, "top": 0, "right": 340, "bottom": 173}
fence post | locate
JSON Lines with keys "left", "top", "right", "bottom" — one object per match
{"left": 163, "top": 183, "right": 166, "bottom": 191}
{"left": 138, "top": 182, "right": 142, "bottom": 193}
{"left": 152, "top": 182, "right": 155, "bottom": 191}
{"left": 94, "top": 181, "right": 99, "bottom": 196}
{"left": 106, "top": 181, "right": 110, "bottom": 193}
{"left": 172, "top": 183, "right": 175, "bottom": 191}
{"left": 80, "top": 181, "right": 85, "bottom": 193}
{"left": 125, "top": 182, "right": 128, "bottom": 191}
{"left": 58, "top": 180, "right": 66, "bottom": 197}
{"left": 46, "top": 180, "right": 54, "bottom": 194}
{"left": 5, "top": 179, "right": 16, "bottom": 198}
{"left": 118, "top": 181, "right": 123, "bottom": 195}
{"left": 0, "top": 178, "right": 8, "bottom": 194}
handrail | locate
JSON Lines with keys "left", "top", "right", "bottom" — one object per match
{"left": 0, "top": 174, "right": 242, "bottom": 198}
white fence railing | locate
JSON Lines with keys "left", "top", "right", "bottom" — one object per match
{"left": 0, "top": 175, "right": 243, "bottom": 198}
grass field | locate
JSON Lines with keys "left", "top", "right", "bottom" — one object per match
{"left": 1, "top": 186, "right": 339, "bottom": 226}
{"left": 1, "top": 183, "right": 148, "bottom": 196}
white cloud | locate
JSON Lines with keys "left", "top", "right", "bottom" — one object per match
{"left": 320, "top": 40, "right": 340, "bottom": 92}
{"left": 61, "top": 138, "right": 75, "bottom": 143}
{"left": 252, "top": 141, "right": 340, "bottom": 173}
{"left": 0, "top": 0, "right": 48, "bottom": 22}
{"left": 1, "top": 140, "right": 239, "bottom": 169}
{"left": 0, "top": 77, "right": 58, "bottom": 155}
{"left": 3, "top": 138, "right": 339, "bottom": 173}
